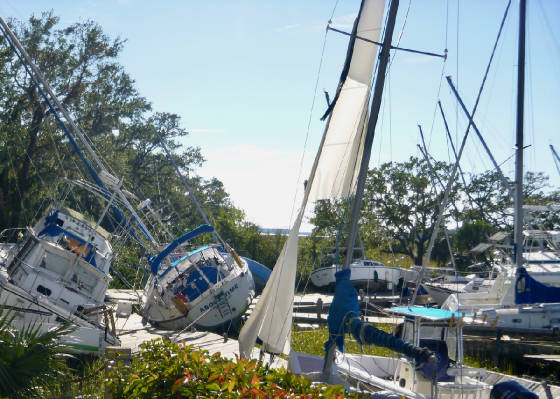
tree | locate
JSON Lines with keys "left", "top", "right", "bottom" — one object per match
{"left": 363, "top": 157, "right": 461, "bottom": 265}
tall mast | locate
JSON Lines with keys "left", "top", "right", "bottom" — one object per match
{"left": 514, "top": 0, "right": 526, "bottom": 269}
{"left": 342, "top": 0, "right": 399, "bottom": 271}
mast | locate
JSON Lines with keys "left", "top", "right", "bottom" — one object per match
{"left": 551, "top": 145, "right": 560, "bottom": 176}
{"left": 342, "top": 0, "right": 400, "bottom": 271}
{"left": 514, "top": 0, "right": 526, "bottom": 269}
{"left": 0, "top": 17, "right": 158, "bottom": 247}
{"left": 322, "top": 0, "right": 399, "bottom": 377}
{"left": 155, "top": 130, "right": 220, "bottom": 245}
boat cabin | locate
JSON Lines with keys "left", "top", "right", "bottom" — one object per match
{"left": 6, "top": 208, "right": 112, "bottom": 318}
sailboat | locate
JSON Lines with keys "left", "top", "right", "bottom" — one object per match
{"left": 140, "top": 133, "right": 255, "bottom": 332}
{"left": 0, "top": 17, "right": 138, "bottom": 353}
{"left": 140, "top": 225, "right": 255, "bottom": 332}
{"left": 239, "top": 0, "right": 559, "bottom": 397}
{"left": 439, "top": 7, "right": 560, "bottom": 336}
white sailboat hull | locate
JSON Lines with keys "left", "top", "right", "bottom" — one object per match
{"left": 142, "top": 259, "right": 254, "bottom": 331}
{"left": 289, "top": 351, "right": 558, "bottom": 398}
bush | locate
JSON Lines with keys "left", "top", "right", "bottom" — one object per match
{"left": 107, "top": 338, "right": 363, "bottom": 398}
{"left": 0, "top": 308, "right": 73, "bottom": 398}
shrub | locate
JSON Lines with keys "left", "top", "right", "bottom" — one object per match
{"left": 107, "top": 338, "right": 363, "bottom": 398}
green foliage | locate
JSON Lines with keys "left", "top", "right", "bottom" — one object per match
{"left": 108, "top": 338, "right": 363, "bottom": 399}
{"left": 0, "top": 307, "right": 74, "bottom": 398}
{"left": 301, "top": 156, "right": 559, "bottom": 271}
{"left": 454, "top": 221, "right": 495, "bottom": 254}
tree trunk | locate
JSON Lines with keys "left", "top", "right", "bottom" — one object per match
{"left": 10, "top": 96, "right": 45, "bottom": 227}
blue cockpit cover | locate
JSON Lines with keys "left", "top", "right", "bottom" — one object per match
{"left": 515, "top": 267, "right": 560, "bottom": 304}
{"left": 149, "top": 224, "right": 214, "bottom": 275}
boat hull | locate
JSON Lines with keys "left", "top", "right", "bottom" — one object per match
{"left": 0, "top": 272, "right": 119, "bottom": 354}
{"left": 289, "top": 351, "right": 558, "bottom": 398}
{"left": 142, "top": 256, "right": 255, "bottom": 332}
{"left": 310, "top": 263, "right": 416, "bottom": 292}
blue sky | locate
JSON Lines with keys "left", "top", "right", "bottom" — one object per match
{"left": 2, "top": 0, "right": 560, "bottom": 230}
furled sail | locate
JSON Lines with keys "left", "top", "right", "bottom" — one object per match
{"left": 238, "top": 0, "right": 385, "bottom": 358}
{"left": 308, "top": 0, "right": 385, "bottom": 203}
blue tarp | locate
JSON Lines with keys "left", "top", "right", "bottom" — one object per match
{"left": 177, "top": 265, "right": 224, "bottom": 302}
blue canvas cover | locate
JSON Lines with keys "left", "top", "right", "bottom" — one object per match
{"left": 515, "top": 267, "right": 560, "bottom": 304}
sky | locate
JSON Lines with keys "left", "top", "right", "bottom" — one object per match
{"left": 2, "top": 0, "right": 560, "bottom": 231}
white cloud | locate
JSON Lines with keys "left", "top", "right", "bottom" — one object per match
{"left": 330, "top": 13, "right": 358, "bottom": 30}
{"left": 275, "top": 23, "right": 301, "bottom": 32}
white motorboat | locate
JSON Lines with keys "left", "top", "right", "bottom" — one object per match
{"left": 310, "top": 258, "right": 417, "bottom": 291}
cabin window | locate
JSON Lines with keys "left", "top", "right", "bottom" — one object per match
{"left": 512, "top": 318, "right": 522, "bottom": 323}
{"left": 71, "top": 265, "right": 98, "bottom": 294}
{"left": 41, "top": 250, "right": 70, "bottom": 276}
{"left": 37, "top": 285, "right": 52, "bottom": 296}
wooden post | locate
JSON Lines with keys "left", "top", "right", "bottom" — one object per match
{"left": 316, "top": 298, "right": 323, "bottom": 321}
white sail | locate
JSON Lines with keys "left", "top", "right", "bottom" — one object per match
{"left": 239, "top": 209, "right": 303, "bottom": 356}
{"left": 238, "top": 0, "right": 385, "bottom": 358}
{"left": 308, "top": 0, "right": 385, "bottom": 203}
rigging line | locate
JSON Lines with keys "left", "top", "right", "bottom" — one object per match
{"left": 446, "top": 0, "right": 513, "bottom": 199}
{"left": 288, "top": 17, "right": 330, "bottom": 228}
{"left": 387, "top": 0, "right": 411, "bottom": 71}
{"left": 413, "top": 0, "right": 512, "bottom": 304}
{"left": 536, "top": 0, "right": 560, "bottom": 55}
{"left": 326, "top": 26, "right": 446, "bottom": 59}
{"left": 328, "top": 0, "right": 342, "bottom": 22}
{"left": 445, "top": 0, "right": 449, "bottom": 51}
{"left": 455, "top": 0, "right": 459, "bottom": 146}
{"left": 437, "top": 101, "right": 477, "bottom": 211}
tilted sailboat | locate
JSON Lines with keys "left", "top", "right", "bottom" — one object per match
{"left": 239, "top": 0, "right": 558, "bottom": 397}
{"left": 0, "top": 17, "right": 131, "bottom": 353}
{"left": 140, "top": 133, "right": 255, "bottom": 332}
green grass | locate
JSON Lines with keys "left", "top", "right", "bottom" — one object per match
{"left": 291, "top": 323, "right": 395, "bottom": 358}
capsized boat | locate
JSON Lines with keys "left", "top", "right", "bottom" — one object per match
{"left": 0, "top": 207, "right": 119, "bottom": 354}
{"left": 141, "top": 225, "right": 255, "bottom": 331}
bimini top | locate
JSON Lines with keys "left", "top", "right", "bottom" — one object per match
{"left": 387, "top": 306, "right": 470, "bottom": 321}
